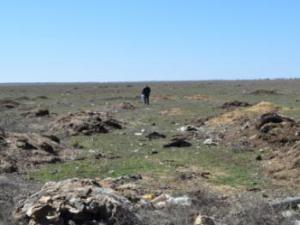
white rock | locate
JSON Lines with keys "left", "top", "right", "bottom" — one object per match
{"left": 194, "top": 214, "right": 216, "bottom": 225}
{"left": 203, "top": 138, "right": 217, "bottom": 146}
{"left": 166, "top": 195, "right": 191, "bottom": 206}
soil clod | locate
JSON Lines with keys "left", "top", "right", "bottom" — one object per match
{"left": 146, "top": 132, "right": 166, "bottom": 140}
{"left": 164, "top": 138, "right": 192, "bottom": 148}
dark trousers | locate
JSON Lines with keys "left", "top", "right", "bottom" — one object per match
{"left": 144, "top": 95, "right": 150, "bottom": 105}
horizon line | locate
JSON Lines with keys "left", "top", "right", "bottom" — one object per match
{"left": 0, "top": 77, "right": 300, "bottom": 85}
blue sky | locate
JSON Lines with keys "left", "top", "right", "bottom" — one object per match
{"left": 0, "top": 0, "right": 299, "bottom": 82}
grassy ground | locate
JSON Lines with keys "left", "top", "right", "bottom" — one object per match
{"left": 32, "top": 133, "right": 263, "bottom": 190}
{"left": 1, "top": 80, "right": 300, "bottom": 194}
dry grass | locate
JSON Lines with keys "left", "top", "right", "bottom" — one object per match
{"left": 207, "top": 101, "right": 279, "bottom": 126}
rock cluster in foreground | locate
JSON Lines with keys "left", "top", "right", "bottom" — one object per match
{"left": 14, "top": 178, "right": 142, "bottom": 225}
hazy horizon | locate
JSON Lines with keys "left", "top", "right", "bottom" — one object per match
{"left": 1, "top": 78, "right": 300, "bottom": 85}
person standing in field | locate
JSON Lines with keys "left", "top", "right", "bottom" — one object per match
{"left": 141, "top": 85, "right": 151, "bottom": 105}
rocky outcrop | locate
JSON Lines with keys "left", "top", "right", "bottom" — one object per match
{"left": 14, "top": 178, "right": 141, "bottom": 225}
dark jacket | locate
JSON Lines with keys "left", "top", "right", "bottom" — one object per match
{"left": 142, "top": 86, "right": 151, "bottom": 97}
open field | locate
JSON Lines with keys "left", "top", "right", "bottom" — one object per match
{"left": 1, "top": 80, "right": 300, "bottom": 225}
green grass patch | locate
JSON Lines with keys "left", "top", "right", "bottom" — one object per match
{"left": 31, "top": 133, "right": 265, "bottom": 189}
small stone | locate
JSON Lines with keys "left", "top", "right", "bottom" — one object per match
{"left": 203, "top": 138, "right": 217, "bottom": 146}
{"left": 256, "top": 155, "right": 263, "bottom": 161}
{"left": 194, "top": 215, "right": 215, "bottom": 225}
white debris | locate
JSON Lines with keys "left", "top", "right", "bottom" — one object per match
{"left": 177, "top": 126, "right": 187, "bottom": 132}
{"left": 203, "top": 138, "right": 217, "bottom": 146}
{"left": 151, "top": 194, "right": 191, "bottom": 208}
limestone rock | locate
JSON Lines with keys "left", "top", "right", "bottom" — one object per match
{"left": 14, "top": 178, "right": 141, "bottom": 225}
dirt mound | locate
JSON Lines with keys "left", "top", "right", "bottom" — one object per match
{"left": 50, "top": 111, "right": 122, "bottom": 136}
{"left": 246, "top": 101, "right": 280, "bottom": 113}
{"left": 146, "top": 132, "right": 166, "bottom": 140}
{"left": 206, "top": 109, "right": 300, "bottom": 149}
{"left": 254, "top": 113, "right": 300, "bottom": 145}
{"left": 224, "top": 112, "right": 300, "bottom": 148}
{"left": 0, "top": 131, "right": 76, "bottom": 173}
{"left": 114, "top": 102, "right": 136, "bottom": 110}
{"left": 250, "top": 89, "right": 280, "bottom": 95}
{"left": 250, "top": 113, "right": 300, "bottom": 184}
{"left": 0, "top": 99, "right": 20, "bottom": 110}
{"left": 221, "top": 101, "right": 252, "bottom": 109}
{"left": 264, "top": 143, "right": 300, "bottom": 184}
{"left": 207, "top": 101, "right": 279, "bottom": 127}
{"left": 200, "top": 103, "right": 300, "bottom": 184}
{"left": 14, "top": 178, "right": 141, "bottom": 225}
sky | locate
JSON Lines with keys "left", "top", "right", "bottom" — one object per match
{"left": 0, "top": 0, "right": 300, "bottom": 82}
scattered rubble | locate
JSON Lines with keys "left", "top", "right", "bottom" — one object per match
{"left": 50, "top": 111, "right": 122, "bottom": 136}
{"left": 14, "top": 178, "right": 142, "bottom": 225}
